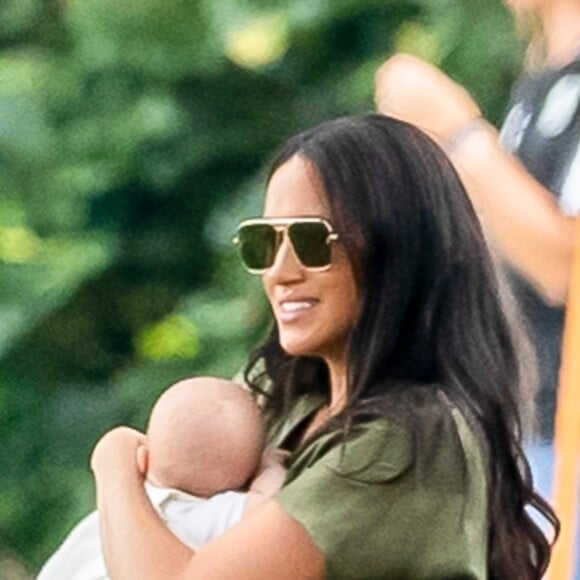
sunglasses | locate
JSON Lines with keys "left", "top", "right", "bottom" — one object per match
{"left": 233, "top": 217, "right": 340, "bottom": 274}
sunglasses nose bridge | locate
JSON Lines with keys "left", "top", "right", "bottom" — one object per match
{"left": 265, "top": 225, "right": 304, "bottom": 277}
{"left": 273, "top": 225, "right": 285, "bottom": 251}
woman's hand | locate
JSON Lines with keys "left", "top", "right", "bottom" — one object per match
{"left": 90, "top": 432, "right": 323, "bottom": 579}
{"left": 249, "top": 448, "right": 289, "bottom": 495}
{"left": 259, "top": 447, "right": 291, "bottom": 471}
{"left": 90, "top": 426, "right": 147, "bottom": 487}
{"left": 374, "top": 53, "right": 482, "bottom": 140}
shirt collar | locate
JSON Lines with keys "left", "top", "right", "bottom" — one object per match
{"left": 144, "top": 480, "right": 205, "bottom": 510}
{"left": 270, "top": 392, "right": 326, "bottom": 450}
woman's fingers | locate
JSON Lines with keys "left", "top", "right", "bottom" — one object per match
{"left": 263, "top": 447, "right": 291, "bottom": 468}
{"left": 90, "top": 426, "right": 146, "bottom": 478}
{"left": 136, "top": 444, "right": 149, "bottom": 476}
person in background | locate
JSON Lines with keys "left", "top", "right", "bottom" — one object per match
{"left": 90, "top": 115, "right": 557, "bottom": 579}
{"left": 375, "top": 0, "right": 580, "bottom": 560}
{"left": 37, "top": 376, "right": 286, "bottom": 580}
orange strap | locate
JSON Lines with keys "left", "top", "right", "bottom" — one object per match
{"left": 547, "top": 218, "right": 580, "bottom": 580}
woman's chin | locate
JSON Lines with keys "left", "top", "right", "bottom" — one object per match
{"left": 280, "top": 344, "right": 312, "bottom": 357}
{"left": 279, "top": 338, "right": 318, "bottom": 358}
{"left": 279, "top": 333, "right": 345, "bottom": 361}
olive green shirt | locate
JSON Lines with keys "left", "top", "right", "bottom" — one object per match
{"left": 270, "top": 393, "right": 489, "bottom": 579}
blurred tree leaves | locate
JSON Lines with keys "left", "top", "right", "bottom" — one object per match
{"left": 0, "top": 0, "right": 520, "bottom": 574}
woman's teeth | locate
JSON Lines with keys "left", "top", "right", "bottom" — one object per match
{"left": 281, "top": 301, "right": 317, "bottom": 312}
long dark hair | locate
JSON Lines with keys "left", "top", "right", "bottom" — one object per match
{"left": 244, "top": 115, "right": 558, "bottom": 578}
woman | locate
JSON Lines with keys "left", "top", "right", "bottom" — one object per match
{"left": 91, "top": 115, "right": 557, "bottom": 579}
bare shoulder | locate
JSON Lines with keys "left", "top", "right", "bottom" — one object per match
{"left": 188, "top": 499, "right": 325, "bottom": 580}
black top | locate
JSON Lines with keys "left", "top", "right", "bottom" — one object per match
{"left": 500, "top": 56, "right": 580, "bottom": 440}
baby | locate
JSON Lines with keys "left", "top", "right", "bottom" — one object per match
{"left": 38, "top": 377, "right": 285, "bottom": 580}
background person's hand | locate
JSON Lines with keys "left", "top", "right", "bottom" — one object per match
{"left": 375, "top": 53, "right": 482, "bottom": 140}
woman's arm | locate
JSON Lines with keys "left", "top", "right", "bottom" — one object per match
{"left": 91, "top": 427, "right": 324, "bottom": 580}
{"left": 375, "top": 53, "right": 577, "bottom": 305}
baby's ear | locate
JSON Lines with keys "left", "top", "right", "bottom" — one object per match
{"left": 136, "top": 444, "right": 149, "bottom": 476}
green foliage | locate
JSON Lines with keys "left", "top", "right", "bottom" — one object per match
{"left": 0, "top": 0, "right": 520, "bottom": 575}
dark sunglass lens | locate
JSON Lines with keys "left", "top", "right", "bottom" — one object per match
{"left": 238, "top": 224, "right": 277, "bottom": 270}
{"left": 289, "top": 222, "right": 331, "bottom": 267}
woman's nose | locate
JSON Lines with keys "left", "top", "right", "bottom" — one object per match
{"left": 264, "top": 236, "right": 304, "bottom": 282}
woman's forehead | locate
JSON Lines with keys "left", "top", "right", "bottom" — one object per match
{"left": 263, "top": 155, "right": 330, "bottom": 218}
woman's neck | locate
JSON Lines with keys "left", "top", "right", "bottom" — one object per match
{"left": 326, "top": 359, "right": 348, "bottom": 414}
{"left": 539, "top": 0, "right": 580, "bottom": 67}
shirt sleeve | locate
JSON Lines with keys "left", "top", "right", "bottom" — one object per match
{"left": 275, "top": 413, "right": 488, "bottom": 579}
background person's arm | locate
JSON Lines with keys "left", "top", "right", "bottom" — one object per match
{"left": 91, "top": 427, "right": 324, "bottom": 580}
{"left": 375, "top": 53, "right": 576, "bottom": 305}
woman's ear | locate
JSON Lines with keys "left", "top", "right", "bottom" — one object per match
{"left": 136, "top": 444, "right": 149, "bottom": 476}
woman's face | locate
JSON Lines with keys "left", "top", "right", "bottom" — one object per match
{"left": 262, "top": 155, "right": 359, "bottom": 363}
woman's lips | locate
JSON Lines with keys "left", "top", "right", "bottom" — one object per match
{"left": 277, "top": 299, "right": 319, "bottom": 322}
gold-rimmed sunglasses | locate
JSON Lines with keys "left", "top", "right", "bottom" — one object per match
{"left": 233, "top": 217, "right": 340, "bottom": 274}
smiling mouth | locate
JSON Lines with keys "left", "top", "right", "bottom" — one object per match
{"left": 280, "top": 299, "right": 319, "bottom": 314}
{"left": 277, "top": 300, "right": 319, "bottom": 322}
{"left": 280, "top": 300, "right": 318, "bottom": 313}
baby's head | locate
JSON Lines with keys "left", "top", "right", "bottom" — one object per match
{"left": 144, "top": 377, "right": 264, "bottom": 498}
